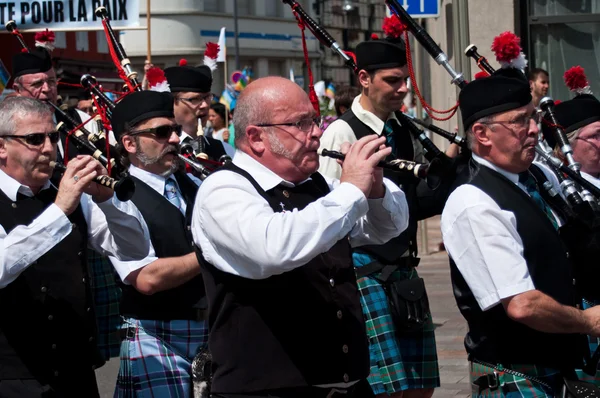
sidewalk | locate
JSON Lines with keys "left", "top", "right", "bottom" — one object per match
{"left": 418, "top": 216, "right": 471, "bottom": 398}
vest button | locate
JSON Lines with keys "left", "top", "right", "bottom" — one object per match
{"left": 54, "top": 371, "right": 59, "bottom": 377}
{"left": 573, "top": 278, "right": 577, "bottom": 286}
{"left": 78, "top": 251, "right": 83, "bottom": 257}
{"left": 89, "top": 336, "right": 94, "bottom": 343}
{"left": 282, "top": 190, "right": 290, "bottom": 198}
{"left": 72, "top": 223, "right": 77, "bottom": 229}
{"left": 48, "top": 315, "right": 53, "bottom": 321}
{"left": 343, "top": 373, "right": 349, "bottom": 382}
{"left": 336, "top": 310, "right": 343, "bottom": 320}
{"left": 187, "top": 225, "right": 191, "bottom": 230}
{"left": 329, "top": 278, "right": 335, "bottom": 287}
{"left": 82, "top": 277, "right": 86, "bottom": 283}
{"left": 566, "top": 251, "right": 570, "bottom": 259}
{"left": 342, "top": 344, "right": 349, "bottom": 354}
{"left": 41, "top": 286, "right": 47, "bottom": 293}
{"left": 51, "top": 344, "right": 57, "bottom": 349}
{"left": 11, "top": 203, "right": 17, "bottom": 209}
{"left": 87, "top": 307, "right": 92, "bottom": 312}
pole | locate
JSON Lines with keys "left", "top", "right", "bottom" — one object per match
{"left": 414, "top": 19, "right": 429, "bottom": 255}
{"left": 224, "top": 57, "right": 229, "bottom": 127}
{"left": 452, "top": 0, "right": 470, "bottom": 135}
{"left": 233, "top": 0, "right": 240, "bottom": 70}
{"left": 146, "top": 0, "right": 151, "bottom": 62}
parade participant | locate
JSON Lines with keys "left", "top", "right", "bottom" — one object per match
{"left": 192, "top": 76, "right": 409, "bottom": 398}
{"left": 165, "top": 62, "right": 234, "bottom": 159}
{"left": 318, "top": 20, "right": 442, "bottom": 398}
{"left": 0, "top": 96, "right": 150, "bottom": 398}
{"left": 209, "top": 102, "right": 230, "bottom": 142}
{"left": 109, "top": 90, "right": 208, "bottom": 397}
{"left": 528, "top": 67, "right": 549, "bottom": 108}
{"left": 12, "top": 47, "right": 99, "bottom": 161}
{"left": 441, "top": 65, "right": 600, "bottom": 396}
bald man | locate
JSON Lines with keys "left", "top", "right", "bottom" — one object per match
{"left": 191, "top": 77, "right": 410, "bottom": 397}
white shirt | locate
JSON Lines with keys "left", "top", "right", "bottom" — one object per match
{"left": 0, "top": 168, "right": 151, "bottom": 289}
{"left": 108, "top": 165, "right": 202, "bottom": 283}
{"left": 318, "top": 94, "right": 423, "bottom": 180}
{"left": 192, "top": 150, "right": 409, "bottom": 280}
{"left": 441, "top": 155, "right": 562, "bottom": 311}
{"left": 581, "top": 171, "right": 600, "bottom": 190}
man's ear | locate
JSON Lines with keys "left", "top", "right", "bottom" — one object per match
{"left": 471, "top": 122, "right": 492, "bottom": 148}
{"left": 0, "top": 138, "right": 7, "bottom": 161}
{"left": 121, "top": 135, "right": 137, "bottom": 155}
{"left": 246, "top": 125, "right": 267, "bottom": 155}
{"left": 357, "top": 69, "right": 371, "bottom": 90}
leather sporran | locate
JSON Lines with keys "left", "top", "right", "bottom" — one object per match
{"left": 383, "top": 277, "right": 430, "bottom": 334}
{"left": 561, "top": 378, "right": 600, "bottom": 398}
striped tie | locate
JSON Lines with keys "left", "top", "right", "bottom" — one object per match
{"left": 164, "top": 178, "right": 184, "bottom": 215}
{"left": 518, "top": 172, "right": 559, "bottom": 230}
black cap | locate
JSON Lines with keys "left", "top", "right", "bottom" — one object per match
{"left": 542, "top": 95, "right": 600, "bottom": 148}
{"left": 459, "top": 68, "right": 532, "bottom": 129}
{"left": 356, "top": 39, "right": 407, "bottom": 72}
{"left": 164, "top": 65, "right": 212, "bottom": 93}
{"left": 110, "top": 91, "right": 174, "bottom": 140}
{"left": 12, "top": 47, "right": 53, "bottom": 78}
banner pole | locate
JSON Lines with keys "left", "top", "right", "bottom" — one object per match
{"left": 146, "top": 0, "right": 152, "bottom": 62}
{"left": 224, "top": 57, "right": 229, "bottom": 127}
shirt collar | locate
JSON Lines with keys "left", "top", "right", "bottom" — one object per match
{"left": 232, "top": 151, "right": 311, "bottom": 191}
{"left": 472, "top": 153, "right": 520, "bottom": 186}
{"left": 0, "top": 168, "right": 53, "bottom": 201}
{"left": 350, "top": 94, "right": 401, "bottom": 135}
{"left": 128, "top": 164, "right": 178, "bottom": 195}
{"left": 180, "top": 131, "right": 193, "bottom": 144}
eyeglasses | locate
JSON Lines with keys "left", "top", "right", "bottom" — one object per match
{"left": 257, "top": 116, "right": 323, "bottom": 132}
{"left": 2, "top": 131, "right": 60, "bottom": 146}
{"left": 484, "top": 112, "right": 541, "bottom": 128}
{"left": 128, "top": 124, "right": 183, "bottom": 139}
{"left": 176, "top": 94, "right": 212, "bottom": 106}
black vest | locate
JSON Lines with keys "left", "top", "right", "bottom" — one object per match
{"left": 0, "top": 187, "right": 102, "bottom": 395}
{"left": 199, "top": 164, "right": 369, "bottom": 393}
{"left": 339, "top": 109, "right": 446, "bottom": 263}
{"left": 120, "top": 171, "right": 206, "bottom": 320}
{"left": 449, "top": 161, "right": 585, "bottom": 368}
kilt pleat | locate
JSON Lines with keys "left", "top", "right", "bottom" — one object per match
{"left": 114, "top": 318, "right": 209, "bottom": 398}
{"left": 353, "top": 252, "right": 440, "bottom": 395}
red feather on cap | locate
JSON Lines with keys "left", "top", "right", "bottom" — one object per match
{"left": 382, "top": 15, "right": 407, "bottom": 39}
{"left": 370, "top": 33, "right": 379, "bottom": 40}
{"left": 491, "top": 32, "right": 521, "bottom": 64}
{"left": 564, "top": 66, "right": 589, "bottom": 93}
{"left": 179, "top": 59, "right": 188, "bottom": 67}
{"left": 553, "top": 99, "right": 562, "bottom": 105}
{"left": 474, "top": 71, "right": 489, "bottom": 80}
{"left": 204, "top": 42, "right": 219, "bottom": 60}
{"left": 34, "top": 29, "right": 55, "bottom": 43}
{"left": 146, "top": 67, "right": 170, "bottom": 92}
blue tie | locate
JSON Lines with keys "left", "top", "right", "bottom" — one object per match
{"left": 164, "top": 178, "right": 184, "bottom": 215}
{"left": 518, "top": 172, "right": 559, "bottom": 230}
{"left": 383, "top": 120, "right": 397, "bottom": 158}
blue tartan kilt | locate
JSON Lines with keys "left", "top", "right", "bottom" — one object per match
{"left": 575, "top": 298, "right": 600, "bottom": 386}
{"left": 114, "top": 317, "right": 209, "bottom": 398}
{"left": 353, "top": 253, "right": 440, "bottom": 395}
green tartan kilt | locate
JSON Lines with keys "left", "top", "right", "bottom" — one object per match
{"left": 354, "top": 255, "right": 440, "bottom": 395}
{"left": 469, "top": 361, "right": 563, "bottom": 397}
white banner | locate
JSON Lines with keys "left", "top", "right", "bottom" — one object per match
{"left": 0, "top": 0, "right": 139, "bottom": 30}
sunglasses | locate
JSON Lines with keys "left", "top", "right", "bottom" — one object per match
{"left": 128, "top": 124, "right": 183, "bottom": 139}
{"left": 3, "top": 131, "right": 60, "bottom": 146}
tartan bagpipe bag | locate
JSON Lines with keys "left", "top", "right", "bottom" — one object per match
{"left": 356, "top": 260, "right": 430, "bottom": 333}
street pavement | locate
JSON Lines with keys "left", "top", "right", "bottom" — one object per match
{"left": 96, "top": 216, "right": 471, "bottom": 397}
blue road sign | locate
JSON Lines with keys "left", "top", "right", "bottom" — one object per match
{"left": 399, "top": 0, "right": 440, "bottom": 18}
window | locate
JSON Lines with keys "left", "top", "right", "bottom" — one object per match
{"left": 96, "top": 31, "right": 108, "bottom": 54}
{"left": 526, "top": 0, "right": 600, "bottom": 100}
{"left": 204, "top": 0, "right": 224, "bottom": 12}
{"left": 53, "top": 31, "right": 67, "bottom": 49}
{"left": 265, "top": 0, "right": 283, "bottom": 17}
{"left": 237, "top": 0, "right": 254, "bottom": 16}
{"left": 75, "top": 31, "right": 89, "bottom": 52}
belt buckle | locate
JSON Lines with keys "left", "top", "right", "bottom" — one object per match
{"left": 487, "top": 371, "right": 499, "bottom": 390}
{"left": 326, "top": 388, "right": 348, "bottom": 398}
